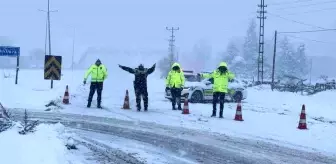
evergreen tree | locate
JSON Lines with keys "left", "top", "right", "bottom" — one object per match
{"left": 295, "top": 44, "right": 309, "bottom": 78}
{"left": 224, "top": 40, "right": 240, "bottom": 64}
{"left": 276, "top": 36, "right": 296, "bottom": 78}
{"left": 223, "top": 41, "right": 245, "bottom": 76}
{"left": 243, "top": 19, "right": 258, "bottom": 78}
{"left": 190, "top": 40, "right": 212, "bottom": 72}
{"left": 158, "top": 50, "right": 177, "bottom": 78}
{"left": 262, "top": 39, "right": 274, "bottom": 79}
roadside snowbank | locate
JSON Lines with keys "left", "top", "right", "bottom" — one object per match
{"left": 0, "top": 122, "right": 85, "bottom": 164}
{"left": 2, "top": 69, "right": 336, "bottom": 157}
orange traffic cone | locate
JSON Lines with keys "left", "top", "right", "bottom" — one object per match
{"left": 234, "top": 100, "right": 243, "bottom": 121}
{"left": 298, "top": 104, "right": 307, "bottom": 129}
{"left": 182, "top": 97, "right": 190, "bottom": 114}
{"left": 122, "top": 90, "right": 130, "bottom": 109}
{"left": 62, "top": 85, "right": 70, "bottom": 104}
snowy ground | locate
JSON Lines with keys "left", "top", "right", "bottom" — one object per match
{"left": 1, "top": 68, "right": 336, "bottom": 159}
{"left": 0, "top": 122, "right": 91, "bottom": 164}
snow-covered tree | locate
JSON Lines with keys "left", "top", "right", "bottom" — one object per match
{"left": 0, "top": 102, "right": 12, "bottom": 133}
{"left": 276, "top": 38, "right": 310, "bottom": 79}
{"left": 276, "top": 36, "right": 297, "bottom": 78}
{"left": 189, "top": 39, "right": 212, "bottom": 72}
{"left": 295, "top": 44, "right": 309, "bottom": 78}
{"left": 242, "top": 19, "right": 259, "bottom": 78}
{"left": 262, "top": 39, "right": 274, "bottom": 79}
{"left": 223, "top": 41, "right": 245, "bottom": 76}
{"left": 158, "top": 50, "right": 177, "bottom": 78}
{"left": 224, "top": 40, "right": 240, "bottom": 64}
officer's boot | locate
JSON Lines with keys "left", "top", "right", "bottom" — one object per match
{"left": 97, "top": 101, "right": 102, "bottom": 109}
{"left": 219, "top": 101, "right": 224, "bottom": 118}
{"left": 172, "top": 98, "right": 177, "bottom": 110}
{"left": 211, "top": 105, "right": 217, "bottom": 117}
{"left": 177, "top": 97, "right": 182, "bottom": 110}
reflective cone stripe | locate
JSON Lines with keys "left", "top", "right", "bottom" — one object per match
{"left": 182, "top": 98, "right": 190, "bottom": 114}
{"left": 234, "top": 101, "right": 243, "bottom": 121}
{"left": 299, "top": 119, "right": 306, "bottom": 123}
{"left": 63, "top": 85, "right": 70, "bottom": 104}
{"left": 298, "top": 104, "right": 307, "bottom": 129}
{"left": 122, "top": 90, "right": 130, "bottom": 109}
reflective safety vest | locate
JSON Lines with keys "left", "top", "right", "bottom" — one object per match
{"left": 84, "top": 64, "right": 108, "bottom": 82}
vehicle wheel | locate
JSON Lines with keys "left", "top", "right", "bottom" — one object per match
{"left": 233, "top": 91, "right": 242, "bottom": 103}
{"left": 190, "top": 91, "right": 203, "bottom": 103}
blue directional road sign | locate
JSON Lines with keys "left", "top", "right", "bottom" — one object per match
{"left": 0, "top": 46, "right": 20, "bottom": 57}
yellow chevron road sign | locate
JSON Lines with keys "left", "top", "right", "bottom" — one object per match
{"left": 44, "top": 55, "right": 62, "bottom": 80}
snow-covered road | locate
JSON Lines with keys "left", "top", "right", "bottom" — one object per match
{"left": 10, "top": 109, "right": 336, "bottom": 164}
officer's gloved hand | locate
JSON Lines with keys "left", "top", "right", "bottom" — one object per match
{"left": 83, "top": 80, "right": 86, "bottom": 85}
{"left": 180, "top": 86, "right": 184, "bottom": 92}
{"left": 165, "top": 87, "right": 169, "bottom": 92}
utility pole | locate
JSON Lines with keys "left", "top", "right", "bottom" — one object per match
{"left": 39, "top": 0, "right": 57, "bottom": 89}
{"left": 309, "top": 58, "right": 312, "bottom": 84}
{"left": 257, "top": 0, "right": 267, "bottom": 83}
{"left": 166, "top": 27, "right": 179, "bottom": 66}
{"left": 71, "top": 28, "right": 75, "bottom": 73}
{"left": 44, "top": 16, "right": 48, "bottom": 56}
{"left": 71, "top": 27, "right": 75, "bottom": 84}
{"left": 271, "top": 30, "right": 277, "bottom": 91}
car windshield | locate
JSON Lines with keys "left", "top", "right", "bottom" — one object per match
{"left": 185, "top": 74, "right": 199, "bottom": 82}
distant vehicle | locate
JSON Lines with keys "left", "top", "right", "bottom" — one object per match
{"left": 165, "top": 75, "right": 248, "bottom": 103}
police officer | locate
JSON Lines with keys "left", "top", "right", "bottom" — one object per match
{"left": 200, "top": 62, "right": 235, "bottom": 118}
{"left": 165, "top": 62, "right": 185, "bottom": 110}
{"left": 119, "top": 63, "right": 156, "bottom": 111}
{"left": 84, "top": 59, "right": 108, "bottom": 108}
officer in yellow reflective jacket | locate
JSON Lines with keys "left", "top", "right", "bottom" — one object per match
{"left": 83, "top": 59, "right": 108, "bottom": 108}
{"left": 165, "top": 62, "right": 185, "bottom": 110}
{"left": 200, "top": 62, "right": 235, "bottom": 118}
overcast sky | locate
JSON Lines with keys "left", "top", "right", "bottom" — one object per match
{"left": 1, "top": 0, "right": 336, "bottom": 61}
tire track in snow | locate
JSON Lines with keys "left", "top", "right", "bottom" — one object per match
{"left": 10, "top": 109, "right": 336, "bottom": 164}
{"left": 73, "top": 137, "right": 145, "bottom": 164}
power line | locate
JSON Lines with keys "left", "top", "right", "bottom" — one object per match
{"left": 284, "top": 7, "right": 336, "bottom": 15}
{"left": 268, "top": 0, "right": 313, "bottom": 6}
{"left": 273, "top": 0, "right": 336, "bottom": 10}
{"left": 281, "top": 34, "right": 335, "bottom": 44}
{"left": 279, "top": 28, "right": 336, "bottom": 34}
{"left": 268, "top": 12, "right": 327, "bottom": 29}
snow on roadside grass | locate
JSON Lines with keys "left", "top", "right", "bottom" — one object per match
{"left": 0, "top": 69, "right": 85, "bottom": 110}
{"left": 0, "top": 122, "right": 87, "bottom": 164}
{"left": 3, "top": 69, "right": 336, "bottom": 157}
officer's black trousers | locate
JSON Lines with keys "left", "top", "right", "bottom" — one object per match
{"left": 134, "top": 86, "right": 148, "bottom": 110}
{"left": 88, "top": 82, "right": 103, "bottom": 106}
{"left": 212, "top": 92, "right": 225, "bottom": 116}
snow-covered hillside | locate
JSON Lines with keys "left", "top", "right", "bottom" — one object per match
{"left": 75, "top": 48, "right": 166, "bottom": 69}
{"left": 1, "top": 68, "right": 336, "bottom": 157}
